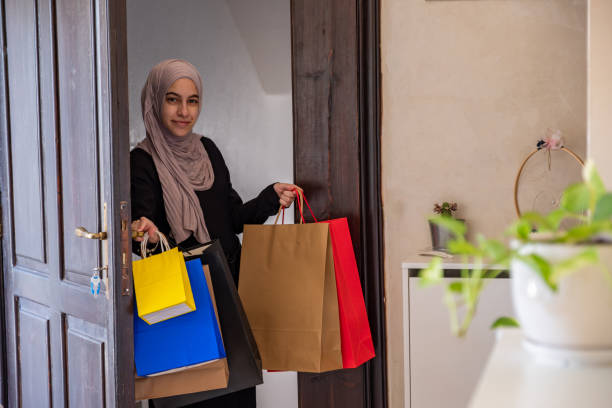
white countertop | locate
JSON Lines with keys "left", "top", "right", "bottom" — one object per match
{"left": 469, "top": 329, "right": 612, "bottom": 408}
{"left": 402, "top": 256, "right": 506, "bottom": 271}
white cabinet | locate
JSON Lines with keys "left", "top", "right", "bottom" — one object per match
{"left": 402, "top": 263, "right": 514, "bottom": 408}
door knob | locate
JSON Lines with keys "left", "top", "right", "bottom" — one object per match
{"left": 75, "top": 226, "right": 107, "bottom": 240}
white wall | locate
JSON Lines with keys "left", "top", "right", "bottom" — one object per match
{"left": 127, "top": 1, "right": 297, "bottom": 406}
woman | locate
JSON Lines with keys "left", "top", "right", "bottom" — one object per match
{"left": 130, "top": 59, "right": 297, "bottom": 408}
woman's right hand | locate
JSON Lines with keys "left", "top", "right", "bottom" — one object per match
{"left": 131, "top": 216, "right": 159, "bottom": 243}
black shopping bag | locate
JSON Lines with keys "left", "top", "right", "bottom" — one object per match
{"left": 152, "top": 240, "right": 263, "bottom": 407}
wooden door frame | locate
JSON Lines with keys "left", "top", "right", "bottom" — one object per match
{"left": 0, "top": 0, "right": 10, "bottom": 404}
{"left": 107, "top": 0, "right": 135, "bottom": 404}
{"left": 291, "top": 0, "right": 386, "bottom": 407}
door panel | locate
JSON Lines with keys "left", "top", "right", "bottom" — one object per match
{"left": 66, "top": 316, "right": 107, "bottom": 408}
{"left": 17, "top": 299, "right": 52, "bottom": 408}
{"left": 0, "top": 0, "right": 133, "bottom": 406}
{"left": 7, "top": 0, "right": 47, "bottom": 270}
{"left": 56, "top": 0, "right": 102, "bottom": 286}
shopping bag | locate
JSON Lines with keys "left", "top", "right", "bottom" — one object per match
{"left": 135, "top": 265, "right": 229, "bottom": 400}
{"left": 151, "top": 240, "right": 263, "bottom": 408}
{"left": 322, "top": 217, "right": 375, "bottom": 368}
{"left": 132, "top": 232, "right": 195, "bottom": 324}
{"left": 238, "top": 201, "right": 343, "bottom": 372}
{"left": 134, "top": 258, "right": 225, "bottom": 376}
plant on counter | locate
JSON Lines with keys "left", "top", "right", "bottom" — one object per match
{"left": 430, "top": 202, "right": 461, "bottom": 251}
{"left": 433, "top": 202, "right": 458, "bottom": 218}
{"left": 420, "top": 161, "right": 612, "bottom": 351}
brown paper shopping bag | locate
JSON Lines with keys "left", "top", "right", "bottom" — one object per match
{"left": 135, "top": 265, "right": 229, "bottom": 400}
{"left": 238, "top": 223, "right": 343, "bottom": 373}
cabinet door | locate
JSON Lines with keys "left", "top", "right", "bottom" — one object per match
{"left": 407, "top": 276, "right": 513, "bottom": 408}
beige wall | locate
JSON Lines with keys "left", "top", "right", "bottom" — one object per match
{"left": 381, "top": 0, "right": 587, "bottom": 406}
{"left": 588, "top": 0, "right": 612, "bottom": 184}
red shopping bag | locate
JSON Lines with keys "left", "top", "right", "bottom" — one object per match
{"left": 296, "top": 191, "right": 375, "bottom": 368}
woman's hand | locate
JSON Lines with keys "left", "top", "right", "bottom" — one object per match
{"left": 273, "top": 183, "right": 300, "bottom": 208}
{"left": 131, "top": 216, "right": 159, "bottom": 243}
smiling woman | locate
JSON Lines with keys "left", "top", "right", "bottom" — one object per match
{"left": 129, "top": 59, "right": 298, "bottom": 407}
{"left": 161, "top": 78, "right": 201, "bottom": 138}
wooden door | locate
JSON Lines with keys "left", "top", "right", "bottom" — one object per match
{"left": 0, "top": 0, "right": 133, "bottom": 407}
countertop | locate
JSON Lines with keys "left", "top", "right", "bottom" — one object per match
{"left": 469, "top": 329, "right": 612, "bottom": 408}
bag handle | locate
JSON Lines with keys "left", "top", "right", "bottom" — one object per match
{"left": 273, "top": 187, "right": 318, "bottom": 225}
{"left": 140, "top": 231, "right": 171, "bottom": 258}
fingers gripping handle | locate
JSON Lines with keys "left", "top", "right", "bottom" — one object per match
{"left": 140, "top": 231, "right": 170, "bottom": 258}
{"left": 274, "top": 188, "right": 318, "bottom": 225}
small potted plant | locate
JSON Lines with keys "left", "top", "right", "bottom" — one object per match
{"left": 421, "top": 162, "right": 612, "bottom": 364}
{"left": 429, "top": 202, "right": 460, "bottom": 251}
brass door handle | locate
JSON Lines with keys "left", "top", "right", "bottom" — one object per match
{"left": 75, "top": 226, "right": 107, "bottom": 240}
{"left": 76, "top": 226, "right": 144, "bottom": 239}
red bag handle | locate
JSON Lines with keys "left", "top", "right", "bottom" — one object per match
{"left": 273, "top": 187, "right": 318, "bottom": 224}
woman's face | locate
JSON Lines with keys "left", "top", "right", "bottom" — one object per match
{"left": 161, "top": 78, "right": 200, "bottom": 137}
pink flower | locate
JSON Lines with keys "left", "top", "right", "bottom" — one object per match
{"left": 544, "top": 128, "right": 563, "bottom": 150}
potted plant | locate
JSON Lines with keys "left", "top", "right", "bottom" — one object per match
{"left": 429, "top": 202, "right": 460, "bottom": 251}
{"left": 420, "top": 162, "right": 612, "bottom": 364}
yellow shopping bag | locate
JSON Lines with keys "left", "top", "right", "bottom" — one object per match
{"left": 133, "top": 232, "right": 196, "bottom": 324}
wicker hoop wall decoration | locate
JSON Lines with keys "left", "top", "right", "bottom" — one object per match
{"left": 514, "top": 138, "right": 584, "bottom": 218}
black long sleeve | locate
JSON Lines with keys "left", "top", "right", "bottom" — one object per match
{"left": 130, "top": 137, "right": 279, "bottom": 259}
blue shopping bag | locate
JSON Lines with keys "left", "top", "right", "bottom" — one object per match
{"left": 134, "top": 257, "right": 226, "bottom": 376}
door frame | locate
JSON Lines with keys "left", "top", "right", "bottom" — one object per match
{"left": 107, "top": 0, "right": 135, "bottom": 403}
{"left": 358, "top": 1, "right": 387, "bottom": 406}
{"left": 0, "top": 0, "right": 10, "bottom": 403}
{"left": 291, "top": 0, "right": 386, "bottom": 407}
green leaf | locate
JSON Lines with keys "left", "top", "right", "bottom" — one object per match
{"left": 557, "top": 223, "right": 607, "bottom": 243}
{"left": 429, "top": 216, "right": 466, "bottom": 239}
{"left": 550, "top": 247, "right": 599, "bottom": 283}
{"left": 519, "top": 212, "right": 553, "bottom": 231}
{"left": 491, "top": 316, "right": 520, "bottom": 329}
{"left": 419, "top": 257, "right": 443, "bottom": 287}
{"left": 480, "top": 239, "right": 509, "bottom": 262}
{"left": 516, "top": 253, "right": 557, "bottom": 291}
{"left": 546, "top": 208, "right": 571, "bottom": 230}
{"left": 593, "top": 193, "right": 612, "bottom": 222}
{"left": 448, "top": 281, "right": 463, "bottom": 293}
{"left": 447, "top": 240, "right": 480, "bottom": 256}
{"left": 506, "top": 219, "right": 531, "bottom": 240}
{"left": 583, "top": 160, "right": 606, "bottom": 198}
{"left": 560, "top": 183, "right": 590, "bottom": 214}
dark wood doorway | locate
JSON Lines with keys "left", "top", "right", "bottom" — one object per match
{"left": 291, "top": 0, "right": 386, "bottom": 407}
{"left": 0, "top": 0, "right": 384, "bottom": 406}
{"left": 0, "top": 0, "right": 133, "bottom": 406}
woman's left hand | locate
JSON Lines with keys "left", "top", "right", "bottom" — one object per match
{"left": 273, "top": 183, "right": 300, "bottom": 208}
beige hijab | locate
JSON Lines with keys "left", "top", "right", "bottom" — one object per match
{"left": 137, "top": 59, "right": 213, "bottom": 244}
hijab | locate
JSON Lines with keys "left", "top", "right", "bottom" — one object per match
{"left": 137, "top": 59, "right": 213, "bottom": 244}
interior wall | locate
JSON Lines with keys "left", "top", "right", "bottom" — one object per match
{"left": 381, "top": 0, "right": 587, "bottom": 406}
{"left": 127, "top": 1, "right": 297, "bottom": 407}
{"left": 587, "top": 0, "right": 612, "bottom": 184}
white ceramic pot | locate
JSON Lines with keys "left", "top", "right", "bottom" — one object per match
{"left": 511, "top": 243, "right": 612, "bottom": 365}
